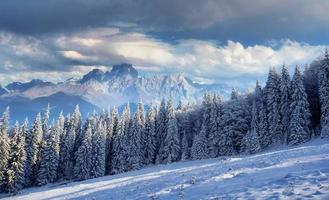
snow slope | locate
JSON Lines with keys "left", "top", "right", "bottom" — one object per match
{"left": 3, "top": 139, "right": 329, "bottom": 200}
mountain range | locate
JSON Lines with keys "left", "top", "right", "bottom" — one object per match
{"left": 0, "top": 63, "right": 228, "bottom": 122}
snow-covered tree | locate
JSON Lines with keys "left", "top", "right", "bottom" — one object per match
{"left": 105, "top": 107, "right": 119, "bottom": 174}
{"left": 111, "top": 104, "right": 130, "bottom": 174}
{"left": 4, "top": 122, "right": 26, "bottom": 193}
{"left": 155, "top": 99, "right": 167, "bottom": 164}
{"left": 319, "top": 50, "right": 329, "bottom": 138}
{"left": 21, "top": 118, "right": 34, "bottom": 187}
{"left": 289, "top": 66, "right": 311, "bottom": 145}
{"left": 74, "top": 121, "right": 92, "bottom": 180}
{"left": 280, "top": 65, "right": 291, "bottom": 144}
{"left": 72, "top": 105, "right": 82, "bottom": 152}
{"left": 180, "top": 131, "right": 190, "bottom": 161}
{"left": 158, "top": 99, "right": 180, "bottom": 164}
{"left": 208, "top": 93, "right": 223, "bottom": 158}
{"left": 0, "top": 107, "right": 10, "bottom": 190}
{"left": 37, "top": 125, "right": 60, "bottom": 185}
{"left": 191, "top": 123, "right": 208, "bottom": 160}
{"left": 27, "top": 113, "right": 44, "bottom": 185}
{"left": 60, "top": 118, "right": 76, "bottom": 180}
{"left": 144, "top": 105, "right": 157, "bottom": 165}
{"left": 126, "top": 102, "right": 144, "bottom": 170}
{"left": 265, "top": 67, "right": 283, "bottom": 145}
{"left": 90, "top": 121, "right": 106, "bottom": 178}
{"left": 242, "top": 129, "right": 261, "bottom": 154}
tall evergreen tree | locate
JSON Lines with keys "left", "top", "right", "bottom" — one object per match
{"left": 208, "top": 93, "right": 223, "bottom": 158}
{"left": 60, "top": 118, "right": 76, "bottom": 180}
{"left": 289, "top": 66, "right": 311, "bottom": 145}
{"left": 4, "top": 122, "right": 26, "bottom": 193}
{"left": 319, "top": 50, "right": 329, "bottom": 138}
{"left": 265, "top": 67, "right": 283, "bottom": 145}
{"left": 242, "top": 129, "right": 261, "bottom": 154}
{"left": 180, "top": 131, "right": 190, "bottom": 161}
{"left": 127, "top": 102, "right": 144, "bottom": 170}
{"left": 111, "top": 104, "right": 130, "bottom": 174}
{"left": 29, "top": 113, "right": 43, "bottom": 185}
{"left": 191, "top": 123, "right": 209, "bottom": 160}
{"left": 144, "top": 105, "right": 157, "bottom": 165}
{"left": 159, "top": 99, "right": 180, "bottom": 164}
{"left": 0, "top": 107, "right": 10, "bottom": 190}
{"left": 155, "top": 99, "right": 167, "bottom": 164}
{"left": 74, "top": 122, "right": 92, "bottom": 180}
{"left": 280, "top": 65, "right": 291, "bottom": 144}
{"left": 37, "top": 125, "right": 60, "bottom": 185}
{"left": 91, "top": 121, "right": 107, "bottom": 178}
{"left": 105, "top": 107, "right": 119, "bottom": 174}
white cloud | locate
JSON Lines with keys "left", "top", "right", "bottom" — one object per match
{"left": 0, "top": 28, "right": 326, "bottom": 88}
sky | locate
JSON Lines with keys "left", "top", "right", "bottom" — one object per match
{"left": 0, "top": 0, "right": 328, "bottom": 88}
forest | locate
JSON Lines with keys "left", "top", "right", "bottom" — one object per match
{"left": 0, "top": 52, "right": 329, "bottom": 194}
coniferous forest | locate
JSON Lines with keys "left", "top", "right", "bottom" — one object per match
{"left": 1, "top": 53, "right": 329, "bottom": 194}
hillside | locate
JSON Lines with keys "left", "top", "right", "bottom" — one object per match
{"left": 3, "top": 139, "right": 329, "bottom": 200}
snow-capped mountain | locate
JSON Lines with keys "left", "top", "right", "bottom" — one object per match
{"left": 0, "top": 63, "right": 228, "bottom": 121}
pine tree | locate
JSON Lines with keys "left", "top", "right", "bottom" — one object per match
{"left": 155, "top": 99, "right": 167, "bottom": 164}
{"left": 74, "top": 122, "right": 92, "bottom": 180}
{"left": 280, "top": 65, "right": 291, "bottom": 144}
{"left": 4, "top": 122, "right": 26, "bottom": 193}
{"left": 191, "top": 123, "right": 208, "bottom": 160}
{"left": 180, "top": 131, "right": 190, "bottom": 161}
{"left": 0, "top": 107, "right": 10, "bottom": 190}
{"left": 289, "top": 66, "right": 311, "bottom": 145}
{"left": 37, "top": 125, "right": 60, "bottom": 185}
{"left": 111, "top": 104, "right": 130, "bottom": 174}
{"left": 60, "top": 118, "right": 76, "bottom": 180}
{"left": 265, "top": 67, "right": 283, "bottom": 145}
{"left": 242, "top": 130, "right": 261, "bottom": 154}
{"left": 159, "top": 99, "right": 180, "bottom": 164}
{"left": 208, "top": 93, "right": 223, "bottom": 158}
{"left": 105, "top": 107, "right": 119, "bottom": 174}
{"left": 319, "top": 50, "right": 329, "bottom": 138}
{"left": 144, "top": 105, "right": 157, "bottom": 165}
{"left": 91, "top": 120, "right": 106, "bottom": 178}
{"left": 127, "top": 102, "right": 144, "bottom": 170}
{"left": 22, "top": 118, "right": 33, "bottom": 187}
{"left": 29, "top": 113, "right": 43, "bottom": 185}
{"left": 72, "top": 105, "right": 82, "bottom": 152}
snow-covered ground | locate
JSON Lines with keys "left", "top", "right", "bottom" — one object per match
{"left": 3, "top": 139, "right": 329, "bottom": 200}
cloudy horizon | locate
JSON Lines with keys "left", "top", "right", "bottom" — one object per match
{"left": 0, "top": 0, "right": 328, "bottom": 88}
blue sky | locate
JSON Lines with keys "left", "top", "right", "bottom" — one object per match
{"left": 0, "top": 0, "right": 328, "bottom": 88}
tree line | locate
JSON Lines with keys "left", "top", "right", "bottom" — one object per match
{"left": 1, "top": 52, "right": 329, "bottom": 194}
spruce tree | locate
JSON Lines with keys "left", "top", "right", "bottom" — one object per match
{"left": 191, "top": 123, "right": 208, "bottom": 160}
{"left": 127, "top": 102, "right": 144, "bottom": 170}
{"left": 319, "top": 50, "right": 329, "bottom": 138}
{"left": 155, "top": 99, "right": 167, "bottom": 164}
{"left": 159, "top": 99, "right": 180, "bottom": 164}
{"left": 289, "top": 66, "right": 311, "bottom": 145}
{"left": 144, "top": 105, "right": 157, "bottom": 165}
{"left": 37, "top": 125, "right": 60, "bottom": 185}
{"left": 242, "top": 130, "right": 261, "bottom": 154}
{"left": 29, "top": 113, "right": 43, "bottom": 185}
{"left": 4, "top": 122, "right": 26, "bottom": 193}
{"left": 265, "top": 67, "right": 283, "bottom": 145}
{"left": 60, "top": 118, "right": 76, "bottom": 179}
{"left": 111, "top": 104, "right": 130, "bottom": 174}
{"left": 280, "top": 65, "right": 291, "bottom": 144}
{"left": 91, "top": 121, "right": 106, "bottom": 178}
{"left": 105, "top": 107, "right": 119, "bottom": 174}
{"left": 0, "top": 107, "right": 10, "bottom": 190}
{"left": 74, "top": 122, "right": 92, "bottom": 180}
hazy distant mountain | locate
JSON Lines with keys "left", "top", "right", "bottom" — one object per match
{"left": 0, "top": 63, "right": 228, "bottom": 122}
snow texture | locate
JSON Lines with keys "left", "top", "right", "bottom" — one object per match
{"left": 2, "top": 139, "right": 329, "bottom": 200}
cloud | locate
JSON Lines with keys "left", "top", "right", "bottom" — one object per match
{"left": 1, "top": 0, "right": 329, "bottom": 43}
{"left": 0, "top": 28, "right": 326, "bottom": 88}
